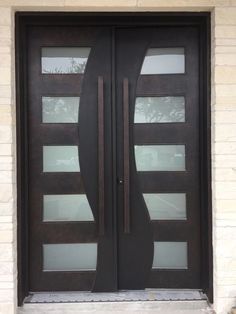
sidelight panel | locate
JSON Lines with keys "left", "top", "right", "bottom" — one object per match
{"left": 141, "top": 48, "right": 185, "bottom": 75}
{"left": 135, "top": 145, "right": 186, "bottom": 171}
{"left": 41, "top": 47, "right": 91, "bottom": 74}
{"left": 134, "top": 97, "right": 185, "bottom": 123}
{"left": 42, "top": 97, "right": 79, "bottom": 123}
{"left": 43, "top": 243, "right": 97, "bottom": 271}
{"left": 43, "top": 194, "right": 94, "bottom": 222}
{"left": 152, "top": 242, "right": 188, "bottom": 269}
{"left": 43, "top": 146, "right": 80, "bottom": 172}
{"left": 143, "top": 193, "right": 186, "bottom": 220}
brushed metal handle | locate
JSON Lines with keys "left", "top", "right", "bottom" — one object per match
{"left": 123, "top": 78, "right": 130, "bottom": 234}
{"left": 98, "top": 76, "right": 105, "bottom": 236}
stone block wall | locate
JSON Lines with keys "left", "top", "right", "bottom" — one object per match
{"left": 0, "top": 1, "right": 235, "bottom": 313}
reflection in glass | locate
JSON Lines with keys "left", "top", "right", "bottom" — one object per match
{"left": 143, "top": 193, "right": 186, "bottom": 220}
{"left": 43, "top": 146, "right": 80, "bottom": 172}
{"left": 43, "top": 243, "right": 97, "bottom": 271}
{"left": 152, "top": 242, "right": 188, "bottom": 269}
{"left": 43, "top": 194, "right": 94, "bottom": 222}
{"left": 42, "top": 97, "right": 79, "bottom": 123}
{"left": 141, "top": 48, "right": 185, "bottom": 75}
{"left": 41, "top": 47, "right": 91, "bottom": 74}
{"left": 134, "top": 97, "right": 185, "bottom": 123}
{"left": 135, "top": 145, "right": 185, "bottom": 171}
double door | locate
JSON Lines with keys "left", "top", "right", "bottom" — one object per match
{"left": 27, "top": 24, "right": 201, "bottom": 292}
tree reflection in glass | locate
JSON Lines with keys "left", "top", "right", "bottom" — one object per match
{"left": 41, "top": 47, "right": 91, "bottom": 74}
{"left": 42, "top": 97, "right": 79, "bottom": 123}
{"left": 134, "top": 96, "right": 185, "bottom": 123}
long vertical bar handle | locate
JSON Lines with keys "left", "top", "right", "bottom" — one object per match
{"left": 98, "top": 76, "right": 105, "bottom": 236}
{"left": 123, "top": 78, "right": 130, "bottom": 234}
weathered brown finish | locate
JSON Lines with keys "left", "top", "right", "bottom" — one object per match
{"left": 123, "top": 78, "right": 130, "bottom": 234}
{"left": 98, "top": 76, "right": 105, "bottom": 236}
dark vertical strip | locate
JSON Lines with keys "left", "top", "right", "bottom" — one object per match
{"left": 111, "top": 26, "right": 118, "bottom": 287}
{"left": 123, "top": 78, "right": 130, "bottom": 234}
{"left": 16, "top": 15, "right": 29, "bottom": 305}
{"left": 98, "top": 76, "right": 105, "bottom": 235}
{"left": 199, "top": 15, "right": 213, "bottom": 303}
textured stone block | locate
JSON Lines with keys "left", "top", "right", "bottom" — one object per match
{"left": 216, "top": 199, "right": 236, "bottom": 212}
{"left": 0, "top": 203, "right": 13, "bottom": 216}
{"left": 215, "top": 66, "right": 236, "bottom": 83}
{"left": 0, "top": 157, "right": 13, "bottom": 171}
{"left": 137, "top": 0, "right": 230, "bottom": 7}
{"left": 0, "top": 126, "right": 12, "bottom": 144}
{"left": 216, "top": 54, "right": 236, "bottom": 66}
{"left": 215, "top": 168, "right": 236, "bottom": 181}
{"left": 0, "top": 244, "right": 13, "bottom": 262}
{"left": 215, "top": 26, "right": 236, "bottom": 38}
{"left": 0, "top": 263, "right": 13, "bottom": 276}
{"left": 215, "top": 38, "right": 236, "bottom": 46}
{"left": 0, "top": 54, "right": 10, "bottom": 67}
{"left": 0, "top": 231, "right": 13, "bottom": 243}
{"left": 215, "top": 111, "right": 236, "bottom": 123}
{"left": 0, "top": 26, "right": 11, "bottom": 39}
{"left": 0, "top": 144, "right": 11, "bottom": 156}
{"left": 0, "top": 303, "right": 14, "bottom": 314}
{"left": 216, "top": 85, "right": 236, "bottom": 97}
{"left": 0, "top": 86, "right": 11, "bottom": 99}
{"left": 0, "top": 184, "right": 13, "bottom": 202}
{"left": 215, "top": 7, "right": 236, "bottom": 24}
{"left": 0, "top": 0, "right": 64, "bottom": 6}
{"left": 0, "top": 8, "right": 11, "bottom": 26}
{"left": 215, "top": 124, "right": 236, "bottom": 141}
{"left": 65, "top": 0, "right": 136, "bottom": 6}
{"left": 0, "top": 68, "right": 11, "bottom": 85}
{"left": 0, "top": 172, "right": 13, "bottom": 184}
{"left": 0, "top": 289, "right": 14, "bottom": 302}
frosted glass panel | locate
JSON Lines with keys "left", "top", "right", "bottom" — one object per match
{"left": 153, "top": 242, "right": 188, "bottom": 269}
{"left": 143, "top": 193, "right": 186, "bottom": 220}
{"left": 135, "top": 145, "right": 185, "bottom": 171}
{"left": 134, "top": 97, "right": 185, "bottom": 123}
{"left": 42, "top": 97, "right": 79, "bottom": 123}
{"left": 43, "top": 146, "right": 80, "bottom": 172}
{"left": 43, "top": 243, "right": 97, "bottom": 271}
{"left": 141, "top": 48, "right": 185, "bottom": 74}
{"left": 42, "top": 47, "right": 90, "bottom": 74}
{"left": 43, "top": 194, "right": 94, "bottom": 222}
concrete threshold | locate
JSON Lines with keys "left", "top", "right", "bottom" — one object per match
{"left": 18, "top": 300, "right": 214, "bottom": 314}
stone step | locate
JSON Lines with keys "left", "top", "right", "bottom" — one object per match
{"left": 18, "top": 300, "right": 215, "bottom": 314}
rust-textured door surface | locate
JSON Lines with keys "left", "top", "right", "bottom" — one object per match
{"left": 26, "top": 22, "right": 203, "bottom": 292}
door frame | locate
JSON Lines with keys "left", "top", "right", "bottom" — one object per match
{"left": 15, "top": 12, "right": 212, "bottom": 305}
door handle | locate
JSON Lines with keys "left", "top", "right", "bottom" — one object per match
{"left": 123, "top": 78, "right": 130, "bottom": 234}
{"left": 98, "top": 76, "right": 105, "bottom": 236}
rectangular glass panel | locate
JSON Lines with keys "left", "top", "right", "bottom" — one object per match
{"left": 135, "top": 145, "right": 185, "bottom": 171}
{"left": 143, "top": 193, "right": 186, "bottom": 220}
{"left": 41, "top": 47, "right": 90, "bottom": 74}
{"left": 152, "top": 242, "right": 188, "bottom": 269}
{"left": 43, "top": 243, "right": 97, "bottom": 271}
{"left": 134, "top": 97, "right": 185, "bottom": 123}
{"left": 43, "top": 194, "right": 94, "bottom": 222}
{"left": 43, "top": 146, "right": 80, "bottom": 172}
{"left": 42, "top": 97, "right": 79, "bottom": 123}
{"left": 141, "top": 48, "right": 185, "bottom": 75}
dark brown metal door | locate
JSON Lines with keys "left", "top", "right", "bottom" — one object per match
{"left": 27, "top": 26, "right": 116, "bottom": 292}
{"left": 116, "top": 27, "right": 201, "bottom": 289}
{"left": 27, "top": 24, "right": 201, "bottom": 292}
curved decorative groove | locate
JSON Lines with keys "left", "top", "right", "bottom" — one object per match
{"left": 79, "top": 29, "right": 116, "bottom": 292}
{"left": 116, "top": 28, "right": 154, "bottom": 289}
